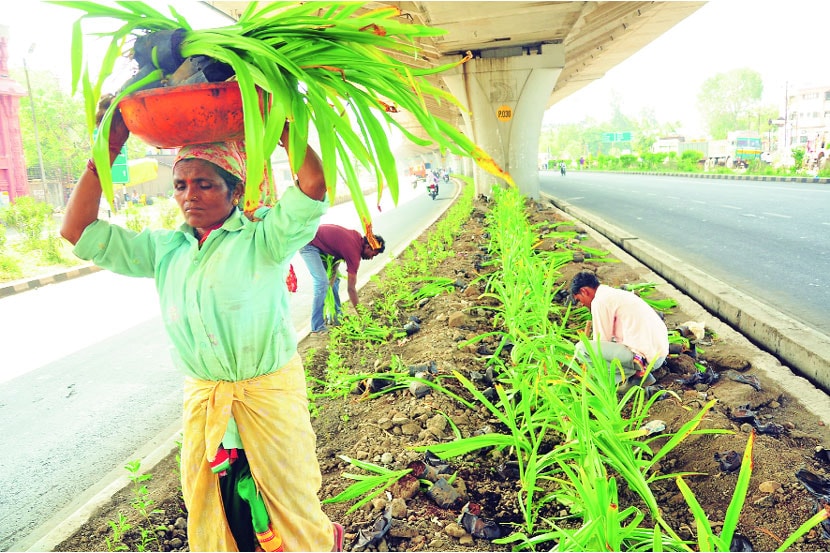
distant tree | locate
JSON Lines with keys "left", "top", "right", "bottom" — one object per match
{"left": 544, "top": 68, "right": 777, "bottom": 163}
{"left": 540, "top": 122, "right": 587, "bottom": 161}
{"left": 791, "top": 147, "right": 806, "bottom": 170}
{"left": 697, "top": 68, "right": 763, "bottom": 139}
{"left": 608, "top": 90, "right": 634, "bottom": 133}
{"left": 11, "top": 68, "right": 87, "bottom": 187}
{"left": 11, "top": 68, "right": 150, "bottom": 189}
{"left": 630, "top": 107, "right": 657, "bottom": 154}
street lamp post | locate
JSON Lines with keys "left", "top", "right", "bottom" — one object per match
{"left": 22, "top": 44, "right": 50, "bottom": 204}
{"left": 768, "top": 116, "right": 787, "bottom": 168}
{"left": 784, "top": 81, "right": 789, "bottom": 149}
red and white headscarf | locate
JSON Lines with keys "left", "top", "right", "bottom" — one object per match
{"left": 175, "top": 140, "right": 277, "bottom": 211}
{"left": 174, "top": 141, "right": 246, "bottom": 182}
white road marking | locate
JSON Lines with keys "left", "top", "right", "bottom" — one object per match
{"left": 762, "top": 212, "right": 792, "bottom": 219}
{"left": 721, "top": 204, "right": 742, "bottom": 210}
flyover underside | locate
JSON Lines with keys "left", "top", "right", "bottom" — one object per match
{"left": 207, "top": 1, "right": 706, "bottom": 193}
{"left": 443, "top": 44, "right": 565, "bottom": 198}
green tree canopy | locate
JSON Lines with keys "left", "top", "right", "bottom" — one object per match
{"left": 696, "top": 68, "right": 763, "bottom": 139}
{"left": 10, "top": 68, "right": 150, "bottom": 189}
{"left": 11, "top": 67, "right": 87, "bottom": 186}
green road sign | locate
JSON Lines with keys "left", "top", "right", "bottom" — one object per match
{"left": 92, "top": 131, "right": 129, "bottom": 184}
{"left": 111, "top": 147, "right": 129, "bottom": 184}
{"left": 602, "top": 132, "right": 633, "bottom": 142}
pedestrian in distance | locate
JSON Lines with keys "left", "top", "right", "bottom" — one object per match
{"left": 569, "top": 270, "right": 669, "bottom": 394}
{"left": 299, "top": 224, "right": 386, "bottom": 334}
{"left": 60, "top": 96, "right": 344, "bottom": 552}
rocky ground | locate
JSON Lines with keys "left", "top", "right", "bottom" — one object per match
{"left": 55, "top": 194, "right": 830, "bottom": 552}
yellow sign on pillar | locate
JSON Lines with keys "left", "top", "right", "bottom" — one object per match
{"left": 496, "top": 105, "right": 513, "bottom": 122}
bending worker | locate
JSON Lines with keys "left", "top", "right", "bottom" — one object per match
{"left": 299, "top": 224, "right": 385, "bottom": 334}
{"left": 60, "top": 98, "right": 343, "bottom": 552}
{"left": 570, "top": 270, "right": 669, "bottom": 393}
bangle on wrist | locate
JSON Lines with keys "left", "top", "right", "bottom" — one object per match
{"left": 86, "top": 158, "right": 98, "bottom": 177}
{"left": 88, "top": 144, "right": 124, "bottom": 177}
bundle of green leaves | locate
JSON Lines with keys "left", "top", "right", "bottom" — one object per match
{"left": 52, "top": 1, "right": 514, "bottom": 230}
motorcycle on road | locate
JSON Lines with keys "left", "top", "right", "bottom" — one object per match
{"left": 427, "top": 182, "right": 439, "bottom": 200}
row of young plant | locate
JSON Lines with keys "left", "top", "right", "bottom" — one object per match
{"left": 472, "top": 186, "right": 830, "bottom": 551}
{"left": 311, "top": 181, "right": 828, "bottom": 551}
{"left": 399, "top": 184, "right": 700, "bottom": 550}
{"left": 104, "top": 460, "right": 173, "bottom": 552}
{"left": 304, "top": 176, "right": 478, "bottom": 415}
{"left": 558, "top": 146, "right": 826, "bottom": 178}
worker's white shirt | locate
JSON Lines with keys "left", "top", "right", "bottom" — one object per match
{"left": 590, "top": 284, "right": 669, "bottom": 362}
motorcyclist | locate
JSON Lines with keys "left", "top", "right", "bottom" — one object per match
{"left": 427, "top": 172, "right": 439, "bottom": 198}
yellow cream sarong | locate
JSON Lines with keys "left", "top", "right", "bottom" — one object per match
{"left": 181, "top": 354, "right": 333, "bottom": 552}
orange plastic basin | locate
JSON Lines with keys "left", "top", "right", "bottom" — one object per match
{"left": 118, "top": 82, "right": 246, "bottom": 148}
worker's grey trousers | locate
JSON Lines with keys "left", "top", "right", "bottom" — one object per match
{"left": 573, "top": 339, "right": 665, "bottom": 390}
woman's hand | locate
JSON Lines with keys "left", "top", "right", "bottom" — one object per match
{"left": 61, "top": 94, "right": 129, "bottom": 245}
{"left": 96, "top": 94, "right": 130, "bottom": 158}
{"left": 280, "top": 120, "right": 326, "bottom": 201}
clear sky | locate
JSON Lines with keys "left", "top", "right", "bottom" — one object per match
{"left": 544, "top": 0, "right": 830, "bottom": 136}
{"left": 3, "top": 0, "right": 828, "bottom": 136}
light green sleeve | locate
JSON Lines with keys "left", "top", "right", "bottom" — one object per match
{"left": 72, "top": 219, "right": 171, "bottom": 278}
{"left": 255, "top": 186, "right": 328, "bottom": 262}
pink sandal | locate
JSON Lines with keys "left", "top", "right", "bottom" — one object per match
{"left": 331, "top": 522, "right": 345, "bottom": 552}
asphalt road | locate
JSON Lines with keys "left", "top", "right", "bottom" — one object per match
{"left": 0, "top": 179, "right": 454, "bottom": 551}
{"left": 540, "top": 171, "right": 830, "bottom": 336}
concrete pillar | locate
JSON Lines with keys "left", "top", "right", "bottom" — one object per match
{"left": 443, "top": 43, "right": 563, "bottom": 199}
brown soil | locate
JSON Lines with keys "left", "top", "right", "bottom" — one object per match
{"left": 55, "top": 195, "right": 830, "bottom": 552}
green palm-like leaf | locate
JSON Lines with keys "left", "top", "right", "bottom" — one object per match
{"left": 322, "top": 455, "right": 411, "bottom": 514}
{"left": 50, "top": 0, "right": 513, "bottom": 224}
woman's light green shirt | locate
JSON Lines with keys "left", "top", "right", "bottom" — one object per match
{"left": 73, "top": 186, "right": 326, "bottom": 382}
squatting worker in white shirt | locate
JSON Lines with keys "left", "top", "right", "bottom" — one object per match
{"left": 570, "top": 270, "right": 669, "bottom": 393}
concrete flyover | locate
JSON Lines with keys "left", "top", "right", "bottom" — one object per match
{"left": 207, "top": 1, "right": 706, "bottom": 197}
{"left": 543, "top": 189, "right": 830, "bottom": 396}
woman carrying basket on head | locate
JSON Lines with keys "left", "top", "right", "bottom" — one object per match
{"left": 61, "top": 99, "right": 344, "bottom": 552}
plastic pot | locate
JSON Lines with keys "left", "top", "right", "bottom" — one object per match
{"left": 118, "top": 82, "right": 248, "bottom": 148}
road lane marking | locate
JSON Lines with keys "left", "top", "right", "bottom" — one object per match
{"left": 762, "top": 212, "right": 792, "bottom": 219}
{"left": 721, "top": 204, "right": 742, "bottom": 210}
